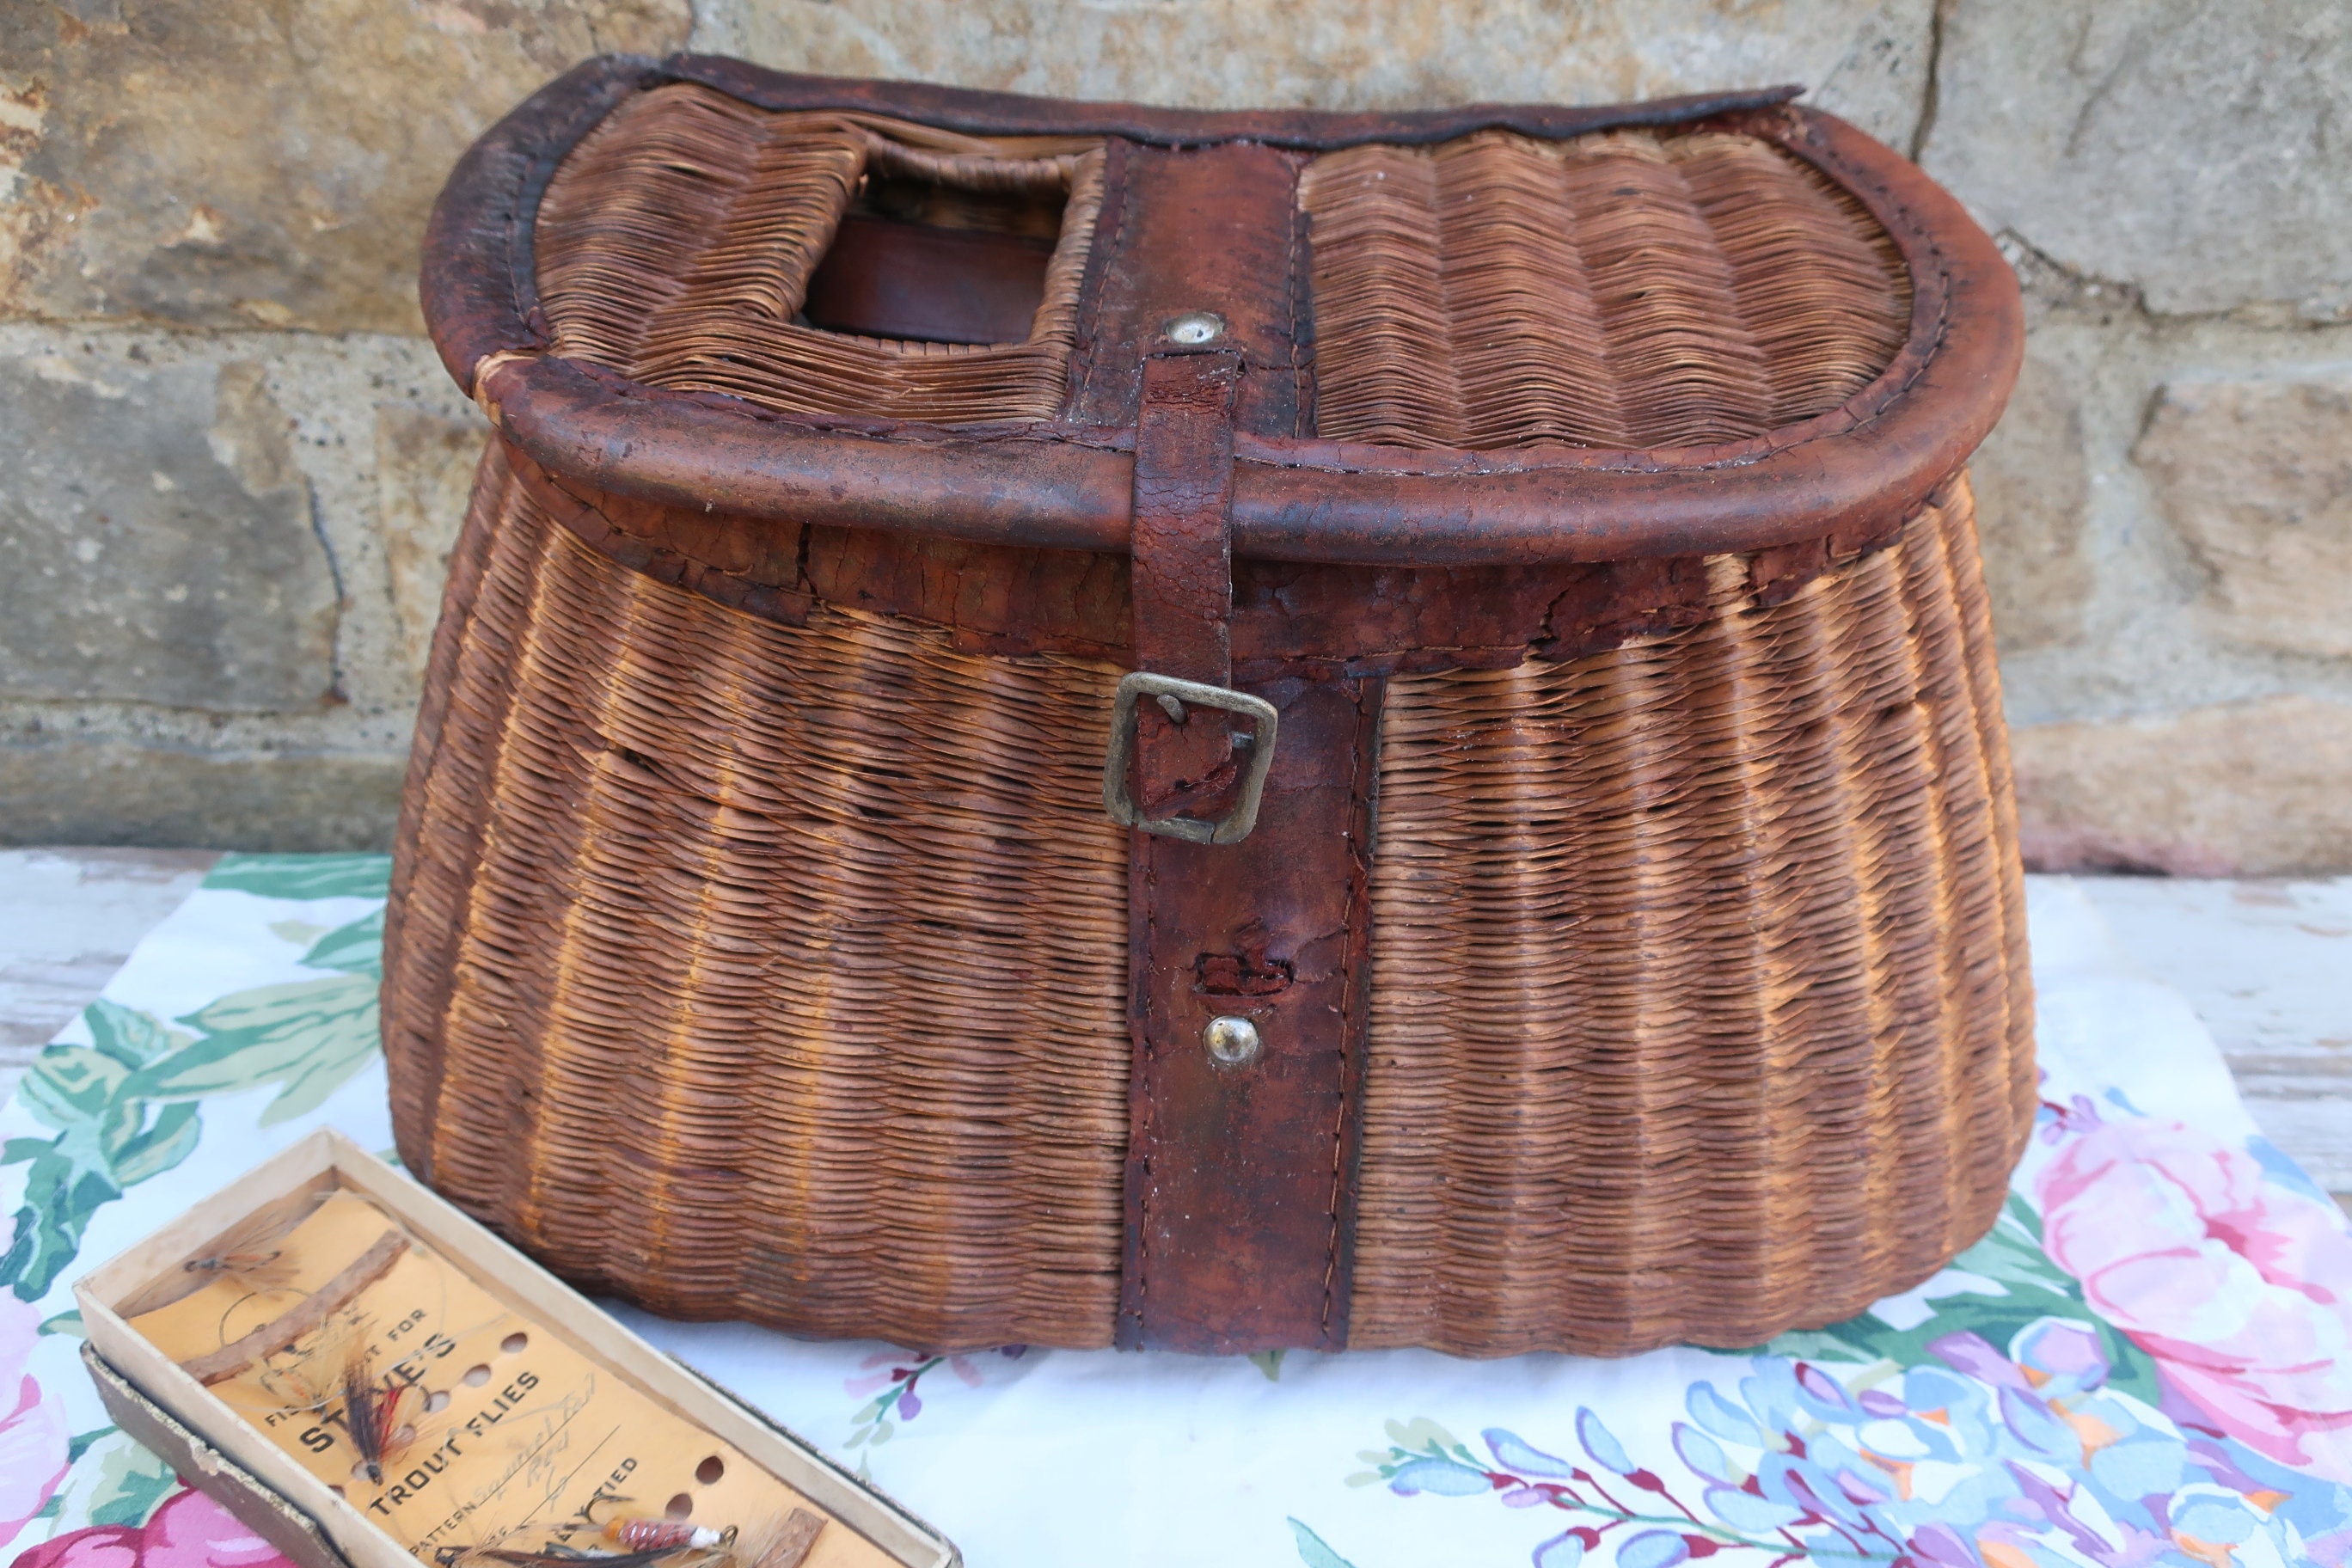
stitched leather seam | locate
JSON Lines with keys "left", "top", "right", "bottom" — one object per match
{"left": 1075, "top": 143, "right": 1136, "bottom": 417}
{"left": 1134, "top": 843, "right": 1154, "bottom": 1334}
{"left": 1298, "top": 151, "right": 1317, "bottom": 442}
{"left": 1318, "top": 680, "right": 1368, "bottom": 1343}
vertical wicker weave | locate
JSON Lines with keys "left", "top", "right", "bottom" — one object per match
{"left": 390, "top": 58, "right": 2033, "bottom": 1357}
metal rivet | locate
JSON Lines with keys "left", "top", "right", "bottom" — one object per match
{"left": 1165, "top": 310, "right": 1225, "bottom": 346}
{"left": 1204, "top": 1015, "right": 1261, "bottom": 1067}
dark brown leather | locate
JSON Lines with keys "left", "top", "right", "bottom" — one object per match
{"left": 427, "top": 62, "right": 2023, "bottom": 568}
{"left": 1128, "top": 351, "right": 1241, "bottom": 814}
{"left": 505, "top": 446, "right": 1914, "bottom": 682}
{"left": 677, "top": 52, "right": 1799, "bottom": 150}
{"left": 1068, "top": 143, "right": 1307, "bottom": 437}
{"left": 1104, "top": 137, "right": 1314, "bottom": 814}
{"left": 800, "top": 214, "right": 1054, "bottom": 345}
{"left": 1120, "top": 676, "right": 1380, "bottom": 1352}
{"left": 1103, "top": 129, "right": 1381, "bottom": 1349}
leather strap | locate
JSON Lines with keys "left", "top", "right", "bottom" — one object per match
{"left": 1099, "top": 141, "right": 1376, "bottom": 1352}
{"left": 1120, "top": 677, "right": 1380, "bottom": 1353}
{"left": 1128, "top": 351, "right": 1242, "bottom": 817}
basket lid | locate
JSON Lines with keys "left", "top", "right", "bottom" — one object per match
{"left": 424, "top": 54, "right": 2021, "bottom": 567}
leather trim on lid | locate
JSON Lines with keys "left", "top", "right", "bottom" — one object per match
{"left": 666, "top": 53, "right": 1805, "bottom": 152}
{"left": 424, "top": 55, "right": 2022, "bottom": 567}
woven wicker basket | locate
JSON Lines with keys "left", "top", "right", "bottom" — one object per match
{"left": 389, "top": 55, "right": 2032, "bottom": 1358}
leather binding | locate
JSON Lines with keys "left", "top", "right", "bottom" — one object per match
{"left": 1109, "top": 144, "right": 1378, "bottom": 1351}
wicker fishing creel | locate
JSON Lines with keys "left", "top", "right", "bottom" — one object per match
{"left": 389, "top": 55, "right": 2032, "bottom": 1358}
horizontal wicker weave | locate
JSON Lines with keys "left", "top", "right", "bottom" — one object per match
{"left": 536, "top": 83, "right": 1105, "bottom": 423}
{"left": 391, "top": 59, "right": 2033, "bottom": 1357}
{"left": 536, "top": 87, "right": 1904, "bottom": 443}
{"left": 390, "top": 450, "right": 1134, "bottom": 1346}
{"left": 389, "top": 452, "right": 2027, "bottom": 1354}
{"left": 1299, "top": 128, "right": 1910, "bottom": 448}
{"left": 1352, "top": 481, "right": 2030, "bottom": 1354}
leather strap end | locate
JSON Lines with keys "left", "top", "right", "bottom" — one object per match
{"left": 1130, "top": 350, "right": 1244, "bottom": 817}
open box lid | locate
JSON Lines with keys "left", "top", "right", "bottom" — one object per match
{"left": 421, "top": 53, "right": 2022, "bottom": 571}
{"left": 73, "top": 1129, "right": 959, "bottom": 1568}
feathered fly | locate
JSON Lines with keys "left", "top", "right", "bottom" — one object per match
{"left": 337, "top": 1342, "right": 410, "bottom": 1485}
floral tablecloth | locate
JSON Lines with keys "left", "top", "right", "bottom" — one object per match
{"left": 3, "top": 856, "right": 2349, "bottom": 1568}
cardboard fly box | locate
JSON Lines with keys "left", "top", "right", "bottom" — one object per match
{"left": 74, "top": 1129, "right": 959, "bottom": 1568}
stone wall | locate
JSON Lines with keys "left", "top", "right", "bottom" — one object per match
{"left": 3, "top": 0, "right": 2347, "bottom": 870}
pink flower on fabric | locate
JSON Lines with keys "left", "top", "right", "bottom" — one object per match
{"left": 0, "top": 1292, "right": 70, "bottom": 1548}
{"left": 11, "top": 1525, "right": 144, "bottom": 1568}
{"left": 136, "top": 1489, "right": 285, "bottom": 1568}
{"left": 2037, "top": 1113, "right": 2352, "bottom": 1480}
{"left": 12, "top": 1489, "right": 293, "bottom": 1568}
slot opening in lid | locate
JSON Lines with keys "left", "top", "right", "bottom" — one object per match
{"left": 800, "top": 158, "right": 1069, "bottom": 346}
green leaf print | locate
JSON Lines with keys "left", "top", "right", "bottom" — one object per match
{"left": 255, "top": 1033, "right": 381, "bottom": 1126}
{"left": 1761, "top": 1193, "right": 2165, "bottom": 1408}
{"left": 0, "top": 998, "right": 202, "bottom": 1297}
{"left": 127, "top": 977, "right": 371, "bottom": 1096}
{"left": 83, "top": 997, "right": 185, "bottom": 1068}
{"left": 120, "top": 906, "right": 385, "bottom": 1125}
{"left": 47, "top": 1428, "right": 181, "bottom": 1528}
{"left": 203, "top": 852, "right": 391, "bottom": 901}
{"left": 298, "top": 905, "right": 384, "bottom": 978}
{"left": 1289, "top": 1519, "right": 1362, "bottom": 1568}
{"left": 19, "top": 996, "right": 181, "bottom": 1117}
{"left": 0, "top": 1142, "right": 122, "bottom": 1298}
{"left": 108, "top": 1102, "right": 201, "bottom": 1183}
{"left": 20, "top": 1045, "right": 130, "bottom": 1124}
{"left": 0, "top": 903, "right": 388, "bottom": 1296}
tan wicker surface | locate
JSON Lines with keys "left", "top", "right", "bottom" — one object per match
{"left": 1299, "top": 127, "right": 1911, "bottom": 448}
{"left": 534, "top": 92, "right": 1908, "bottom": 448}
{"left": 1351, "top": 481, "right": 2032, "bottom": 1354}
{"left": 386, "top": 450, "right": 1133, "bottom": 1349}
{"left": 386, "top": 452, "right": 2028, "bottom": 1353}
{"left": 389, "top": 91, "right": 2031, "bottom": 1353}
{"left": 536, "top": 83, "right": 1105, "bottom": 423}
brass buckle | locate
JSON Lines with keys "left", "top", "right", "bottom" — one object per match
{"left": 1102, "top": 672, "right": 1280, "bottom": 845}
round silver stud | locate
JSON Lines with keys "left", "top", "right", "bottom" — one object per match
{"left": 1204, "top": 1015, "right": 1262, "bottom": 1067}
{"left": 1165, "top": 310, "right": 1226, "bottom": 346}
